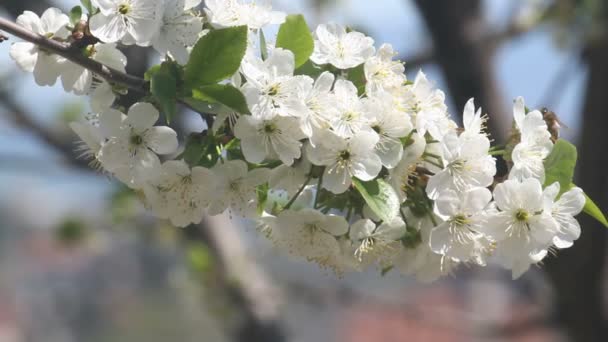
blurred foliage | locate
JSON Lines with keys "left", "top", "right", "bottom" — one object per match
{"left": 55, "top": 217, "right": 88, "bottom": 245}
{"left": 543, "top": 0, "right": 608, "bottom": 46}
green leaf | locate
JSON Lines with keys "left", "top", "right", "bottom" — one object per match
{"left": 259, "top": 29, "right": 268, "bottom": 60}
{"left": 581, "top": 189, "right": 608, "bottom": 228}
{"left": 69, "top": 6, "right": 82, "bottom": 26}
{"left": 181, "top": 97, "right": 233, "bottom": 115}
{"left": 185, "top": 26, "right": 248, "bottom": 87}
{"left": 353, "top": 178, "right": 400, "bottom": 223}
{"left": 346, "top": 64, "right": 366, "bottom": 96}
{"left": 256, "top": 183, "right": 269, "bottom": 215}
{"left": 150, "top": 63, "right": 179, "bottom": 123}
{"left": 80, "top": 0, "right": 94, "bottom": 14}
{"left": 144, "top": 64, "right": 161, "bottom": 81}
{"left": 192, "top": 84, "right": 249, "bottom": 114}
{"left": 275, "top": 14, "right": 314, "bottom": 68}
{"left": 294, "top": 59, "right": 323, "bottom": 78}
{"left": 180, "top": 133, "right": 219, "bottom": 168}
{"left": 543, "top": 139, "right": 577, "bottom": 194}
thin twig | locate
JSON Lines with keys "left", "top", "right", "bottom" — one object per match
{"left": 0, "top": 17, "right": 214, "bottom": 126}
{"left": 403, "top": 18, "right": 535, "bottom": 72}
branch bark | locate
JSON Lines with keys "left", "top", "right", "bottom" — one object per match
{"left": 412, "top": 0, "right": 512, "bottom": 143}
{"left": 403, "top": 18, "right": 534, "bottom": 73}
{"left": 543, "top": 41, "right": 608, "bottom": 342}
{"left": 0, "top": 16, "right": 213, "bottom": 125}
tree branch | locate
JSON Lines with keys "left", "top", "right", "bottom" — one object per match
{"left": 0, "top": 16, "right": 213, "bottom": 126}
{"left": 403, "top": 15, "right": 535, "bottom": 74}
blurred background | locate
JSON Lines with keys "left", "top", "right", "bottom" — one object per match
{"left": 0, "top": 0, "right": 607, "bottom": 341}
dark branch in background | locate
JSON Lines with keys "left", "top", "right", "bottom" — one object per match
{"left": 0, "top": 17, "right": 147, "bottom": 90}
{"left": 412, "top": 0, "right": 520, "bottom": 144}
{"left": 0, "top": 85, "right": 90, "bottom": 170}
{"left": 543, "top": 40, "right": 608, "bottom": 342}
{"left": 402, "top": 18, "right": 535, "bottom": 73}
{"left": 0, "top": 17, "right": 214, "bottom": 127}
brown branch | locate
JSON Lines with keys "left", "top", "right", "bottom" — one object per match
{"left": 403, "top": 17, "right": 535, "bottom": 73}
{"left": 0, "top": 16, "right": 146, "bottom": 91}
{"left": 0, "top": 85, "right": 90, "bottom": 170}
{"left": 0, "top": 16, "right": 213, "bottom": 126}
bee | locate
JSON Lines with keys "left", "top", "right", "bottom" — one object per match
{"left": 541, "top": 107, "right": 567, "bottom": 142}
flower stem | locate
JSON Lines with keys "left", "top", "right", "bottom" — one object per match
{"left": 313, "top": 168, "right": 325, "bottom": 209}
{"left": 284, "top": 167, "right": 314, "bottom": 210}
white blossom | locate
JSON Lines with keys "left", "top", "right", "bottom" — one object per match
{"left": 480, "top": 179, "right": 559, "bottom": 279}
{"left": 300, "top": 71, "right": 336, "bottom": 144}
{"left": 144, "top": 160, "right": 214, "bottom": 227}
{"left": 405, "top": 71, "right": 453, "bottom": 140}
{"left": 90, "top": 0, "right": 162, "bottom": 45}
{"left": 204, "top": 0, "right": 285, "bottom": 29}
{"left": 61, "top": 43, "right": 127, "bottom": 95}
{"left": 542, "top": 182, "right": 586, "bottom": 248}
{"left": 234, "top": 112, "right": 306, "bottom": 166}
{"left": 509, "top": 97, "right": 553, "bottom": 182}
{"left": 365, "top": 91, "right": 413, "bottom": 168}
{"left": 98, "top": 103, "right": 178, "bottom": 187}
{"left": 329, "top": 79, "right": 370, "bottom": 138}
{"left": 241, "top": 48, "right": 313, "bottom": 118}
{"left": 426, "top": 132, "right": 496, "bottom": 199}
{"left": 151, "top": 0, "right": 204, "bottom": 64}
{"left": 306, "top": 130, "right": 381, "bottom": 194}
{"left": 364, "top": 43, "right": 406, "bottom": 94}
{"left": 207, "top": 160, "right": 270, "bottom": 216}
{"left": 350, "top": 218, "right": 406, "bottom": 261}
{"left": 9, "top": 8, "right": 70, "bottom": 86}
{"left": 272, "top": 209, "right": 348, "bottom": 265}
{"left": 310, "top": 23, "right": 375, "bottom": 69}
{"left": 388, "top": 133, "right": 426, "bottom": 202}
{"left": 429, "top": 187, "right": 492, "bottom": 262}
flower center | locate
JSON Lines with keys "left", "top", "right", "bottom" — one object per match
{"left": 343, "top": 111, "right": 358, "bottom": 122}
{"left": 267, "top": 84, "right": 280, "bottom": 96}
{"left": 229, "top": 180, "right": 241, "bottom": 192}
{"left": 372, "top": 125, "right": 382, "bottom": 134}
{"left": 130, "top": 134, "right": 144, "bottom": 146}
{"left": 339, "top": 150, "right": 351, "bottom": 161}
{"left": 264, "top": 122, "right": 277, "bottom": 134}
{"left": 452, "top": 214, "right": 470, "bottom": 226}
{"left": 118, "top": 4, "right": 131, "bottom": 15}
{"left": 515, "top": 209, "right": 529, "bottom": 222}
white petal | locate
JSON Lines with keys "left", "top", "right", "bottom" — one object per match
{"left": 126, "top": 102, "right": 159, "bottom": 130}
{"left": 323, "top": 165, "right": 351, "bottom": 194}
{"left": 145, "top": 126, "right": 178, "bottom": 154}
{"left": 9, "top": 42, "right": 37, "bottom": 72}
{"left": 556, "top": 187, "right": 585, "bottom": 215}
{"left": 90, "top": 13, "right": 127, "bottom": 43}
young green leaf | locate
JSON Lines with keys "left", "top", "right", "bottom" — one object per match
{"left": 192, "top": 84, "right": 250, "bottom": 114}
{"left": 353, "top": 178, "right": 400, "bottom": 223}
{"left": 256, "top": 183, "right": 269, "bottom": 215}
{"left": 259, "top": 29, "right": 268, "bottom": 60}
{"left": 150, "top": 63, "right": 179, "bottom": 123}
{"left": 580, "top": 189, "right": 608, "bottom": 228}
{"left": 346, "top": 64, "right": 367, "bottom": 96}
{"left": 180, "top": 133, "right": 219, "bottom": 168}
{"left": 69, "top": 6, "right": 82, "bottom": 26}
{"left": 276, "top": 14, "right": 314, "bottom": 68}
{"left": 180, "top": 97, "right": 233, "bottom": 116}
{"left": 543, "top": 139, "right": 577, "bottom": 194}
{"left": 80, "top": 0, "right": 95, "bottom": 14}
{"left": 185, "top": 26, "right": 248, "bottom": 87}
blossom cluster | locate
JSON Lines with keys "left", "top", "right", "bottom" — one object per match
{"left": 7, "top": 0, "right": 589, "bottom": 281}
